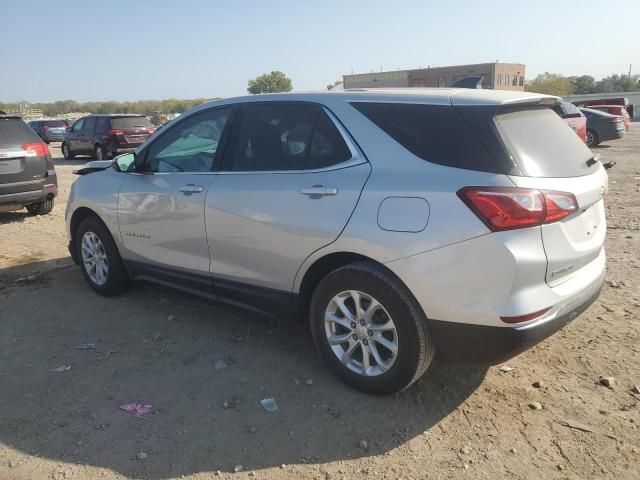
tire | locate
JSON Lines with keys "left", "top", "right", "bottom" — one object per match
{"left": 26, "top": 198, "right": 54, "bottom": 215}
{"left": 586, "top": 129, "right": 599, "bottom": 147}
{"left": 94, "top": 144, "right": 105, "bottom": 160}
{"left": 310, "top": 261, "right": 435, "bottom": 394}
{"left": 61, "top": 142, "right": 74, "bottom": 160}
{"left": 75, "top": 216, "right": 130, "bottom": 296}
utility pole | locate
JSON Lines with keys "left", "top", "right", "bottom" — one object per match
{"left": 629, "top": 64, "right": 632, "bottom": 78}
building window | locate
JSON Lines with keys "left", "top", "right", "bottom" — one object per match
{"left": 497, "top": 74, "right": 502, "bottom": 85}
{"left": 505, "top": 75, "right": 510, "bottom": 86}
{"left": 519, "top": 76, "right": 524, "bottom": 86}
{"left": 512, "top": 75, "right": 517, "bottom": 86}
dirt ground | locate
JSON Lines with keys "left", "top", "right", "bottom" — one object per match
{"left": 0, "top": 135, "right": 639, "bottom": 480}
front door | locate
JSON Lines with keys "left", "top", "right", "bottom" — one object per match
{"left": 67, "top": 117, "right": 85, "bottom": 152}
{"left": 206, "top": 102, "right": 370, "bottom": 304}
{"left": 117, "top": 107, "right": 233, "bottom": 291}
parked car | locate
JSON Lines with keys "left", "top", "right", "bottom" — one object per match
{"left": 62, "top": 114, "right": 156, "bottom": 161}
{"left": 1, "top": 114, "right": 57, "bottom": 214}
{"left": 584, "top": 105, "right": 631, "bottom": 131}
{"left": 580, "top": 107, "right": 625, "bottom": 147}
{"left": 27, "top": 119, "right": 69, "bottom": 143}
{"left": 553, "top": 101, "right": 587, "bottom": 142}
{"left": 66, "top": 90, "right": 607, "bottom": 394}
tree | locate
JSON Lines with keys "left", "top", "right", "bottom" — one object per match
{"left": 247, "top": 71, "right": 293, "bottom": 94}
{"left": 524, "top": 72, "right": 573, "bottom": 96}
{"left": 594, "top": 74, "right": 640, "bottom": 93}
{"left": 569, "top": 75, "right": 596, "bottom": 94}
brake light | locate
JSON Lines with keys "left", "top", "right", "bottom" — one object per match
{"left": 457, "top": 187, "right": 578, "bottom": 231}
{"left": 107, "top": 129, "right": 124, "bottom": 136}
{"left": 501, "top": 307, "right": 551, "bottom": 324}
{"left": 22, "top": 142, "right": 49, "bottom": 157}
{"left": 147, "top": 127, "right": 156, "bottom": 134}
{"left": 42, "top": 125, "right": 50, "bottom": 131}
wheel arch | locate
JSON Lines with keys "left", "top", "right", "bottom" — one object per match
{"left": 69, "top": 207, "right": 112, "bottom": 263}
{"left": 296, "top": 251, "right": 414, "bottom": 321}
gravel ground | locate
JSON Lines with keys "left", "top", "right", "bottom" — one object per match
{"left": 0, "top": 136, "right": 639, "bottom": 480}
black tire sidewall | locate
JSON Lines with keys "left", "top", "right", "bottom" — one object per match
{"left": 26, "top": 198, "right": 54, "bottom": 215}
{"left": 62, "top": 143, "right": 72, "bottom": 159}
{"left": 75, "top": 217, "right": 128, "bottom": 296}
{"left": 587, "top": 129, "right": 598, "bottom": 147}
{"left": 310, "top": 263, "right": 432, "bottom": 394}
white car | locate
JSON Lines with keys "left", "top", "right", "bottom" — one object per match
{"left": 66, "top": 89, "right": 607, "bottom": 394}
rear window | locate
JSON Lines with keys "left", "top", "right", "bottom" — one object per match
{"left": 494, "top": 107, "right": 593, "bottom": 177}
{"left": 43, "top": 120, "right": 68, "bottom": 127}
{"left": 109, "top": 116, "right": 152, "bottom": 129}
{"left": 352, "top": 102, "right": 498, "bottom": 173}
{"left": 0, "top": 118, "right": 40, "bottom": 148}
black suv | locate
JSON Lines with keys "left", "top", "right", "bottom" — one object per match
{"left": 62, "top": 114, "right": 155, "bottom": 160}
{"left": 0, "top": 114, "right": 58, "bottom": 215}
{"left": 27, "top": 119, "right": 69, "bottom": 143}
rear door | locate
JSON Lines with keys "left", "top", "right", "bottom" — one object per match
{"left": 492, "top": 107, "right": 607, "bottom": 286}
{"left": 0, "top": 117, "right": 47, "bottom": 191}
{"left": 81, "top": 116, "right": 97, "bottom": 154}
{"left": 206, "top": 102, "right": 370, "bottom": 300}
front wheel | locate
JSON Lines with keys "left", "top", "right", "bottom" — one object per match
{"left": 310, "top": 262, "right": 435, "bottom": 394}
{"left": 61, "top": 142, "right": 74, "bottom": 160}
{"left": 76, "top": 216, "right": 130, "bottom": 296}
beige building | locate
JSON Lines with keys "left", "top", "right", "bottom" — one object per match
{"left": 343, "top": 62, "right": 526, "bottom": 91}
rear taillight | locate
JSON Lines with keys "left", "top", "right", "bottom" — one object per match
{"left": 22, "top": 142, "right": 50, "bottom": 158}
{"left": 147, "top": 127, "right": 156, "bottom": 134}
{"left": 107, "top": 129, "right": 124, "bottom": 136}
{"left": 42, "top": 125, "right": 50, "bottom": 131}
{"left": 457, "top": 187, "right": 578, "bottom": 231}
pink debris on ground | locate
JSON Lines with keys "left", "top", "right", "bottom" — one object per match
{"left": 119, "top": 403, "right": 153, "bottom": 417}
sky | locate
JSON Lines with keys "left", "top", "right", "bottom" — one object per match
{"left": 1, "top": 0, "right": 639, "bottom": 103}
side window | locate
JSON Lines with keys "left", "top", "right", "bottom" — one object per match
{"left": 229, "top": 104, "right": 352, "bottom": 172}
{"left": 146, "top": 108, "right": 230, "bottom": 173}
{"left": 307, "top": 111, "right": 352, "bottom": 169}
{"left": 231, "top": 104, "right": 318, "bottom": 172}
{"left": 84, "top": 117, "right": 96, "bottom": 133}
{"left": 72, "top": 118, "right": 85, "bottom": 132}
{"left": 96, "top": 117, "right": 110, "bottom": 132}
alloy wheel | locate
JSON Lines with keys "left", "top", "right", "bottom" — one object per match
{"left": 95, "top": 146, "right": 104, "bottom": 160}
{"left": 324, "top": 290, "right": 398, "bottom": 376}
{"left": 81, "top": 231, "right": 109, "bottom": 285}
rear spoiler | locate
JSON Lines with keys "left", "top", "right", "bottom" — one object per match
{"left": 73, "top": 160, "right": 113, "bottom": 175}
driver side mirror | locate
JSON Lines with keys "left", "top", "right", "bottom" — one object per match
{"left": 112, "top": 152, "right": 136, "bottom": 173}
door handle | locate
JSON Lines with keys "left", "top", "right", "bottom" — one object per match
{"left": 178, "top": 184, "right": 204, "bottom": 194}
{"left": 300, "top": 185, "right": 338, "bottom": 197}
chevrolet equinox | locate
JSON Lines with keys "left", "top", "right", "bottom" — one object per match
{"left": 66, "top": 90, "right": 607, "bottom": 394}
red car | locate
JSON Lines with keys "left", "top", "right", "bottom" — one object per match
{"left": 553, "top": 102, "right": 587, "bottom": 143}
{"left": 584, "top": 105, "right": 630, "bottom": 131}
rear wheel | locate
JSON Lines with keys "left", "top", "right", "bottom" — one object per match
{"left": 310, "top": 262, "right": 435, "bottom": 394}
{"left": 586, "top": 129, "right": 599, "bottom": 147}
{"left": 76, "top": 216, "right": 129, "bottom": 296}
{"left": 94, "top": 144, "right": 106, "bottom": 160}
{"left": 26, "top": 198, "right": 54, "bottom": 215}
{"left": 61, "top": 142, "right": 74, "bottom": 160}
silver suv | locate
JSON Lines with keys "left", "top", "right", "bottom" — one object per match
{"left": 66, "top": 90, "right": 607, "bottom": 394}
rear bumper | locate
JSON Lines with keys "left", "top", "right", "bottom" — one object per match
{"left": 429, "top": 269, "right": 604, "bottom": 364}
{"left": 0, "top": 175, "right": 58, "bottom": 206}
{"left": 598, "top": 127, "right": 625, "bottom": 142}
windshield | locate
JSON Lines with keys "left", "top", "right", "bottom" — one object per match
{"left": 110, "top": 116, "right": 153, "bottom": 129}
{"left": 43, "top": 120, "right": 68, "bottom": 127}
